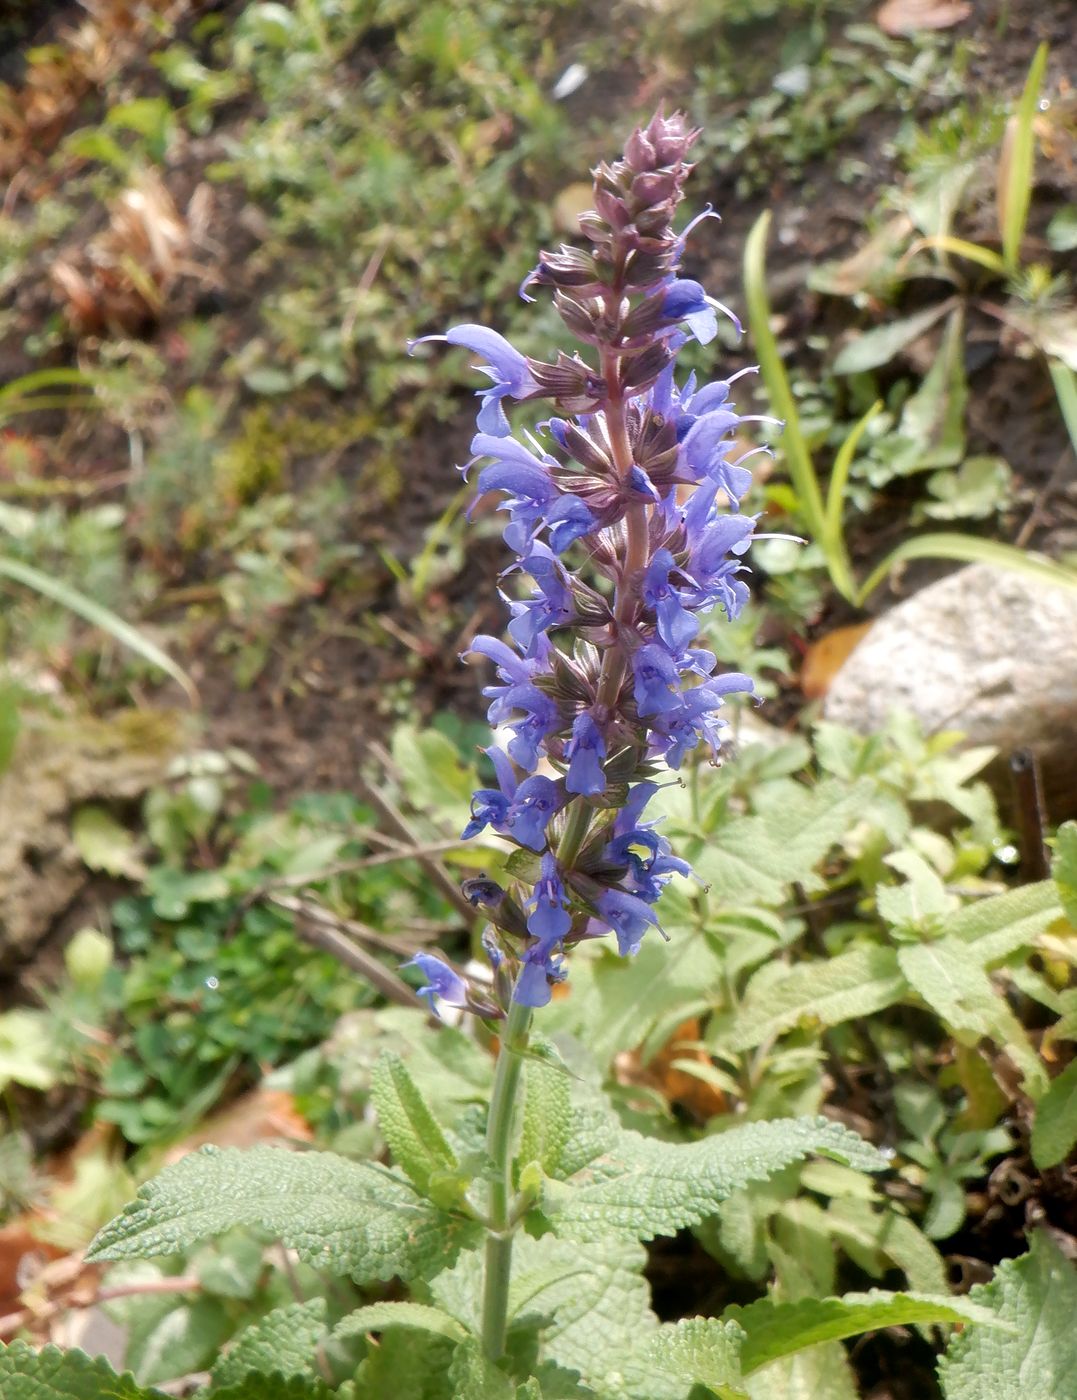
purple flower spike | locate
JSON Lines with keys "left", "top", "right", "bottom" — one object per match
{"left": 410, "top": 113, "right": 759, "bottom": 1012}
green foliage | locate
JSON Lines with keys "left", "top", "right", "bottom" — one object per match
{"left": 728, "top": 1291, "right": 1002, "bottom": 1375}
{"left": 0, "top": 1343, "right": 167, "bottom": 1400}
{"left": 210, "top": 1299, "right": 329, "bottom": 1388}
{"left": 937, "top": 1232, "right": 1077, "bottom": 1398}
{"left": 543, "top": 1116, "right": 886, "bottom": 1244}
{"left": 87, "top": 1144, "right": 481, "bottom": 1282}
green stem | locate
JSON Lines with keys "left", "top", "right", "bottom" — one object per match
{"left": 481, "top": 996, "right": 533, "bottom": 1361}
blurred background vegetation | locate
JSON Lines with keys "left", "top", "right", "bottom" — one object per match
{"left": 0, "top": 1, "right": 1075, "bottom": 1394}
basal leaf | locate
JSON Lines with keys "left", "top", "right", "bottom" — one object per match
{"left": 720, "top": 946, "right": 905, "bottom": 1052}
{"left": 545, "top": 1117, "right": 885, "bottom": 1244}
{"left": 371, "top": 1052, "right": 459, "bottom": 1197}
{"left": 0, "top": 1342, "right": 167, "bottom": 1400}
{"left": 211, "top": 1299, "right": 328, "bottom": 1388}
{"left": 87, "top": 1145, "right": 479, "bottom": 1282}
{"left": 729, "top": 1290, "right": 1004, "bottom": 1375}
{"left": 1030, "top": 1059, "right": 1077, "bottom": 1170}
{"left": 938, "top": 1232, "right": 1077, "bottom": 1399}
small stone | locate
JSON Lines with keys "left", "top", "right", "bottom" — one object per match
{"left": 823, "top": 563, "right": 1077, "bottom": 818}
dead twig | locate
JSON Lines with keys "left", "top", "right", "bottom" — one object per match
{"left": 273, "top": 894, "right": 427, "bottom": 1010}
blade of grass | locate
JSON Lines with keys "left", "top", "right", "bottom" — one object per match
{"left": 999, "top": 42, "right": 1048, "bottom": 270}
{"left": 1048, "top": 359, "right": 1077, "bottom": 456}
{"left": 823, "top": 400, "right": 883, "bottom": 569}
{"left": 744, "top": 212, "right": 856, "bottom": 602}
{"left": 911, "top": 236, "right": 1008, "bottom": 277}
{"left": 855, "top": 532, "right": 1077, "bottom": 606}
{"left": 0, "top": 556, "right": 196, "bottom": 703}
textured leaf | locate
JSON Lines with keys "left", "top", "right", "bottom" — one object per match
{"left": 334, "top": 1302, "right": 468, "bottom": 1344}
{"left": 0, "top": 1343, "right": 167, "bottom": 1399}
{"left": 519, "top": 1044, "right": 573, "bottom": 1179}
{"left": 937, "top": 1232, "right": 1077, "bottom": 1398}
{"left": 122, "top": 1286, "right": 232, "bottom": 1386}
{"left": 721, "top": 946, "right": 904, "bottom": 1051}
{"left": 693, "top": 782, "right": 868, "bottom": 906}
{"left": 211, "top": 1299, "right": 327, "bottom": 1387}
{"left": 944, "top": 880, "right": 1062, "bottom": 959}
{"left": 210, "top": 1375, "right": 336, "bottom": 1400}
{"left": 87, "top": 1145, "right": 479, "bottom": 1282}
{"left": 546, "top": 1117, "right": 885, "bottom": 1243}
{"left": 371, "top": 1052, "right": 458, "bottom": 1196}
{"left": 1030, "top": 1059, "right": 1077, "bottom": 1170}
{"left": 351, "top": 1326, "right": 456, "bottom": 1399}
{"left": 898, "top": 941, "right": 1046, "bottom": 1093}
{"left": 746, "top": 1342, "right": 858, "bottom": 1400}
{"left": 447, "top": 1339, "right": 515, "bottom": 1400}
{"left": 729, "top": 1291, "right": 1003, "bottom": 1375}
{"left": 642, "top": 1317, "right": 748, "bottom": 1398}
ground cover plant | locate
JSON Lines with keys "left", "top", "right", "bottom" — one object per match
{"left": 0, "top": 1, "right": 1075, "bottom": 1397}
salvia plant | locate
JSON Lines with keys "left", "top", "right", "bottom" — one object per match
{"left": 2, "top": 112, "right": 1071, "bottom": 1400}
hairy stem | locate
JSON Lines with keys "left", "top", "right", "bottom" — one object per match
{"left": 481, "top": 996, "right": 533, "bottom": 1361}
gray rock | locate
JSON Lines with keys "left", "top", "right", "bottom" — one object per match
{"left": 823, "top": 562, "right": 1077, "bottom": 818}
{"left": 0, "top": 709, "right": 181, "bottom": 964}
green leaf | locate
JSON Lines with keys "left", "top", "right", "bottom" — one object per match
{"left": 0, "top": 556, "right": 195, "bottom": 702}
{"left": 351, "top": 1326, "right": 456, "bottom": 1399}
{"left": 115, "top": 1276, "right": 232, "bottom": 1386}
{"left": 642, "top": 1318, "right": 748, "bottom": 1398}
{"left": 210, "top": 1375, "right": 336, "bottom": 1400}
{"left": 0, "top": 1009, "right": 62, "bottom": 1092}
{"left": 519, "top": 1044, "right": 573, "bottom": 1179}
{"left": 1047, "top": 206, "right": 1077, "bottom": 252}
{"left": 545, "top": 1117, "right": 885, "bottom": 1244}
{"left": 897, "top": 940, "right": 1046, "bottom": 1094}
{"left": 211, "top": 1299, "right": 328, "bottom": 1388}
{"left": 1053, "top": 824, "right": 1077, "bottom": 926}
{"left": 391, "top": 724, "right": 475, "bottom": 814}
{"left": 333, "top": 1302, "right": 468, "bottom": 1345}
{"left": 938, "top": 1232, "right": 1077, "bottom": 1399}
{"left": 832, "top": 300, "right": 954, "bottom": 376}
{"left": 1030, "top": 1059, "right": 1077, "bottom": 1170}
{"left": 87, "top": 1145, "right": 479, "bottom": 1282}
{"left": 729, "top": 1290, "right": 1004, "bottom": 1376}
{"left": 721, "top": 946, "right": 905, "bottom": 1052}
{"left": 944, "top": 880, "right": 1062, "bottom": 958}
{"left": 72, "top": 805, "right": 145, "bottom": 878}
{"left": 1000, "top": 42, "right": 1048, "bottom": 268}
{"left": 447, "top": 1338, "right": 515, "bottom": 1400}
{"left": 0, "top": 1342, "right": 167, "bottom": 1399}
{"left": 371, "top": 1052, "right": 460, "bottom": 1198}
{"left": 922, "top": 456, "right": 1012, "bottom": 522}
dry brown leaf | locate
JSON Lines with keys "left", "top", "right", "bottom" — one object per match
{"left": 876, "top": 0, "right": 971, "bottom": 35}
{"left": 800, "top": 622, "right": 873, "bottom": 700}
{"left": 616, "top": 1018, "right": 727, "bottom": 1120}
{"left": 163, "top": 1087, "right": 313, "bottom": 1165}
